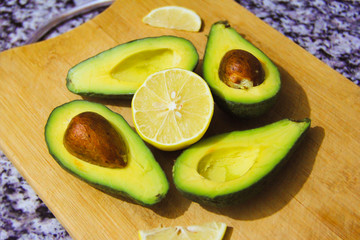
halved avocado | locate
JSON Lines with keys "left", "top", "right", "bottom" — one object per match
{"left": 45, "top": 100, "right": 169, "bottom": 206}
{"left": 173, "top": 118, "right": 310, "bottom": 206}
{"left": 66, "top": 36, "right": 199, "bottom": 98}
{"left": 203, "top": 21, "right": 281, "bottom": 118}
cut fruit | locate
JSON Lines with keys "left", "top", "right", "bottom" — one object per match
{"left": 45, "top": 100, "right": 169, "bottom": 206}
{"left": 203, "top": 21, "right": 281, "bottom": 118}
{"left": 132, "top": 68, "right": 214, "bottom": 151}
{"left": 143, "top": 6, "right": 202, "bottom": 32}
{"left": 139, "top": 222, "right": 227, "bottom": 240}
{"left": 66, "top": 36, "right": 198, "bottom": 97}
{"left": 173, "top": 118, "right": 311, "bottom": 206}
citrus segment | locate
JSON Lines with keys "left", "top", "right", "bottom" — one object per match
{"left": 132, "top": 68, "right": 214, "bottom": 151}
{"left": 139, "top": 221, "right": 227, "bottom": 240}
{"left": 142, "top": 6, "right": 202, "bottom": 32}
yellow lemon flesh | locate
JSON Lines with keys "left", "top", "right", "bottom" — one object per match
{"left": 132, "top": 68, "right": 214, "bottom": 151}
{"left": 139, "top": 221, "right": 227, "bottom": 240}
{"left": 142, "top": 6, "right": 202, "bottom": 32}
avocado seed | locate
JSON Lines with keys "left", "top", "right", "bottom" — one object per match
{"left": 219, "top": 49, "right": 264, "bottom": 89}
{"left": 63, "top": 112, "right": 127, "bottom": 168}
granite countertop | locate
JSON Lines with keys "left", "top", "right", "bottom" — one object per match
{"left": 0, "top": 0, "right": 359, "bottom": 239}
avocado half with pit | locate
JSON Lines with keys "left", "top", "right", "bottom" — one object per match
{"left": 203, "top": 21, "right": 281, "bottom": 118}
{"left": 45, "top": 100, "right": 169, "bottom": 206}
{"left": 66, "top": 36, "right": 199, "bottom": 97}
{"left": 173, "top": 118, "right": 310, "bottom": 206}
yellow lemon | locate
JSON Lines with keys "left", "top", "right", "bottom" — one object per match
{"left": 139, "top": 221, "right": 227, "bottom": 240}
{"left": 132, "top": 68, "right": 214, "bottom": 151}
{"left": 142, "top": 6, "right": 202, "bottom": 32}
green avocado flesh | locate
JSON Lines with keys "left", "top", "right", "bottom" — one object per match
{"left": 203, "top": 21, "right": 281, "bottom": 118}
{"left": 173, "top": 118, "right": 310, "bottom": 206}
{"left": 66, "top": 36, "right": 199, "bottom": 97}
{"left": 45, "top": 100, "right": 169, "bottom": 206}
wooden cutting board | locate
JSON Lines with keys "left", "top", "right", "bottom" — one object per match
{"left": 0, "top": 0, "right": 359, "bottom": 239}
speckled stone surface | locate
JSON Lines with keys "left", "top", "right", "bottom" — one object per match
{"left": 0, "top": 0, "right": 359, "bottom": 239}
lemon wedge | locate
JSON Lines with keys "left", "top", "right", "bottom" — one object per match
{"left": 139, "top": 222, "right": 227, "bottom": 240}
{"left": 131, "top": 68, "right": 214, "bottom": 151}
{"left": 142, "top": 6, "right": 202, "bottom": 32}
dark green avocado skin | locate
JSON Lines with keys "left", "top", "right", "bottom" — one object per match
{"left": 49, "top": 152, "right": 166, "bottom": 207}
{"left": 213, "top": 92, "right": 279, "bottom": 119}
{"left": 175, "top": 118, "right": 311, "bottom": 207}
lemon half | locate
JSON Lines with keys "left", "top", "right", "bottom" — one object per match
{"left": 132, "top": 68, "right": 214, "bottom": 151}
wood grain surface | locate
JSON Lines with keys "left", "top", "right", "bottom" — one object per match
{"left": 0, "top": 0, "right": 359, "bottom": 239}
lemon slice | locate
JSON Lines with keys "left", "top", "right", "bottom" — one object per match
{"left": 142, "top": 6, "right": 202, "bottom": 32}
{"left": 139, "top": 222, "right": 227, "bottom": 240}
{"left": 132, "top": 68, "right": 214, "bottom": 151}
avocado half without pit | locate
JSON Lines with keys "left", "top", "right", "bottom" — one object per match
{"left": 203, "top": 21, "right": 281, "bottom": 118}
{"left": 66, "top": 36, "right": 199, "bottom": 98}
{"left": 45, "top": 100, "right": 169, "bottom": 206}
{"left": 173, "top": 118, "right": 310, "bottom": 207}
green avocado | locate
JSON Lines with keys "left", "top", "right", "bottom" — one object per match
{"left": 66, "top": 36, "right": 199, "bottom": 98}
{"left": 203, "top": 21, "right": 281, "bottom": 118}
{"left": 173, "top": 118, "right": 310, "bottom": 206}
{"left": 45, "top": 100, "right": 169, "bottom": 206}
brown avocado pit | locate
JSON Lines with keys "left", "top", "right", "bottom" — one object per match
{"left": 63, "top": 111, "right": 128, "bottom": 168}
{"left": 219, "top": 49, "right": 264, "bottom": 89}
